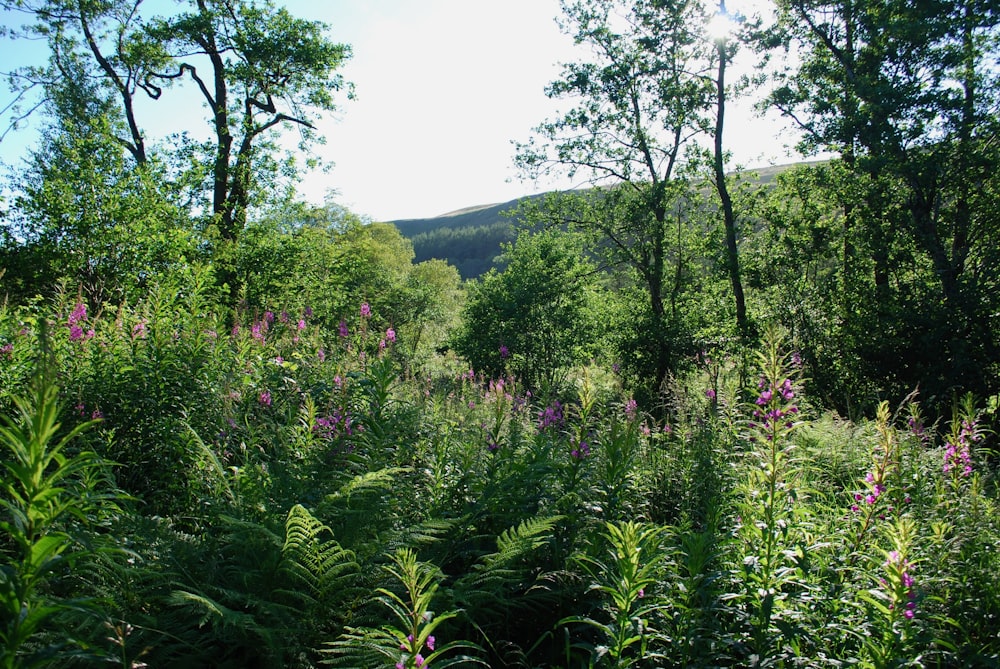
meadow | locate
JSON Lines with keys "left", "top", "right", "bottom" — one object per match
{"left": 1, "top": 277, "right": 997, "bottom": 668}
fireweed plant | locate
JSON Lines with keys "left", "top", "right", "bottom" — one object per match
{"left": 2, "top": 288, "right": 1000, "bottom": 666}
{"left": 736, "top": 328, "right": 804, "bottom": 664}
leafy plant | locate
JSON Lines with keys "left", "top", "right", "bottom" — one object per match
{"left": 0, "top": 347, "right": 119, "bottom": 667}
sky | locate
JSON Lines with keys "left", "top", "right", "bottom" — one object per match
{"left": 0, "top": 0, "right": 805, "bottom": 222}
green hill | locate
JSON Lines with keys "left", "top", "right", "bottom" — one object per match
{"left": 389, "top": 161, "right": 824, "bottom": 280}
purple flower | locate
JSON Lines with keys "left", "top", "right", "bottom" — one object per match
{"left": 264, "top": 310, "right": 275, "bottom": 324}
{"left": 625, "top": 398, "right": 638, "bottom": 420}
{"left": 360, "top": 302, "right": 371, "bottom": 318}
{"left": 69, "top": 325, "right": 84, "bottom": 341}
{"left": 338, "top": 320, "right": 349, "bottom": 338}
{"left": 259, "top": 390, "right": 272, "bottom": 407}
{"left": 132, "top": 321, "right": 147, "bottom": 339}
{"left": 386, "top": 328, "right": 396, "bottom": 342}
{"left": 68, "top": 302, "right": 87, "bottom": 326}
{"left": 537, "top": 401, "right": 564, "bottom": 431}
{"left": 304, "top": 306, "right": 313, "bottom": 317}
{"left": 297, "top": 319, "right": 307, "bottom": 331}
{"left": 426, "top": 636, "right": 435, "bottom": 651}
{"left": 705, "top": 388, "right": 716, "bottom": 400}
{"left": 1, "top": 343, "right": 13, "bottom": 356}
{"left": 317, "top": 348, "right": 326, "bottom": 362}
{"left": 499, "top": 344, "right": 509, "bottom": 359}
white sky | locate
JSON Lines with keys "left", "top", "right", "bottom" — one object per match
{"left": 0, "top": 0, "right": 804, "bottom": 222}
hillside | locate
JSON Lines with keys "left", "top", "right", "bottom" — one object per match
{"left": 389, "top": 161, "right": 825, "bottom": 280}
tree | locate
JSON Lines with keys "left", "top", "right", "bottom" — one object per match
{"left": 452, "top": 230, "right": 604, "bottom": 391}
{"left": 2, "top": 0, "right": 353, "bottom": 302}
{"left": 2, "top": 49, "right": 194, "bottom": 305}
{"left": 515, "top": 0, "right": 732, "bottom": 391}
{"left": 763, "top": 0, "right": 1000, "bottom": 404}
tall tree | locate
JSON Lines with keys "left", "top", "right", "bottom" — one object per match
{"left": 516, "top": 0, "right": 734, "bottom": 391}
{"left": 1, "top": 0, "right": 353, "bottom": 302}
{"left": 763, "top": 0, "right": 1000, "bottom": 402}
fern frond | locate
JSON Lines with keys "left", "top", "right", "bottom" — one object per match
{"left": 453, "top": 515, "right": 563, "bottom": 614}
{"left": 281, "top": 504, "right": 359, "bottom": 601}
{"left": 166, "top": 589, "right": 269, "bottom": 639}
{"left": 327, "top": 467, "right": 411, "bottom": 502}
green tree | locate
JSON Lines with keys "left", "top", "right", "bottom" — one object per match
{"left": 763, "top": 0, "right": 1000, "bottom": 405}
{"left": 452, "top": 230, "right": 604, "bottom": 391}
{"left": 2, "top": 0, "right": 353, "bottom": 303}
{"left": 2, "top": 51, "right": 194, "bottom": 305}
{"left": 515, "top": 0, "right": 740, "bottom": 391}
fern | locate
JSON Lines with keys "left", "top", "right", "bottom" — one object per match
{"left": 327, "top": 466, "right": 411, "bottom": 502}
{"left": 280, "top": 504, "right": 359, "bottom": 601}
{"left": 452, "top": 515, "right": 564, "bottom": 625}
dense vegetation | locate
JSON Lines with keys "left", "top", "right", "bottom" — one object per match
{"left": 1, "top": 0, "right": 999, "bottom": 667}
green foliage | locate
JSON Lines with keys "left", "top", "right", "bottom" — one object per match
{"left": 0, "top": 342, "right": 120, "bottom": 667}
{"left": 562, "top": 521, "right": 668, "bottom": 668}
{"left": 325, "top": 548, "right": 484, "bottom": 668}
{"left": 451, "top": 229, "right": 605, "bottom": 392}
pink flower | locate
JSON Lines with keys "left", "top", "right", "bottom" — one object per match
{"left": 259, "top": 390, "right": 272, "bottom": 407}
{"left": 360, "top": 302, "right": 371, "bottom": 318}
{"left": 386, "top": 328, "right": 396, "bottom": 342}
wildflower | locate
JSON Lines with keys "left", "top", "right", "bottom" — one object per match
{"left": 624, "top": 398, "right": 638, "bottom": 420}
{"left": 91, "top": 409, "right": 103, "bottom": 420}
{"left": 68, "top": 302, "right": 87, "bottom": 326}
{"left": 379, "top": 339, "right": 387, "bottom": 351}
{"left": 231, "top": 324, "right": 240, "bottom": 337}
{"left": 499, "top": 344, "right": 509, "bottom": 359}
{"left": 386, "top": 328, "right": 396, "bottom": 342}
{"left": 426, "top": 636, "right": 435, "bottom": 651}
{"left": 414, "top": 654, "right": 425, "bottom": 668}
{"left": 259, "top": 390, "right": 272, "bottom": 407}
{"left": 69, "top": 325, "right": 84, "bottom": 341}
{"left": 304, "top": 306, "right": 313, "bottom": 317}
{"left": 0, "top": 343, "right": 12, "bottom": 357}
{"left": 317, "top": 348, "right": 326, "bottom": 362}
{"left": 338, "top": 320, "right": 349, "bottom": 338}
{"left": 884, "top": 549, "right": 917, "bottom": 620}
{"left": 360, "top": 302, "right": 371, "bottom": 318}
{"left": 279, "top": 311, "right": 290, "bottom": 323}
{"left": 571, "top": 441, "right": 590, "bottom": 459}
{"left": 537, "top": 401, "right": 564, "bottom": 431}
{"left": 297, "top": 319, "right": 307, "bottom": 331}
{"left": 705, "top": 388, "right": 717, "bottom": 400}
{"left": 251, "top": 321, "right": 266, "bottom": 343}
{"left": 132, "top": 320, "right": 147, "bottom": 339}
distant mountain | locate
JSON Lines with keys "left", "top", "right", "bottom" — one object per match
{"left": 389, "top": 161, "right": 825, "bottom": 280}
{"left": 391, "top": 195, "right": 545, "bottom": 280}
